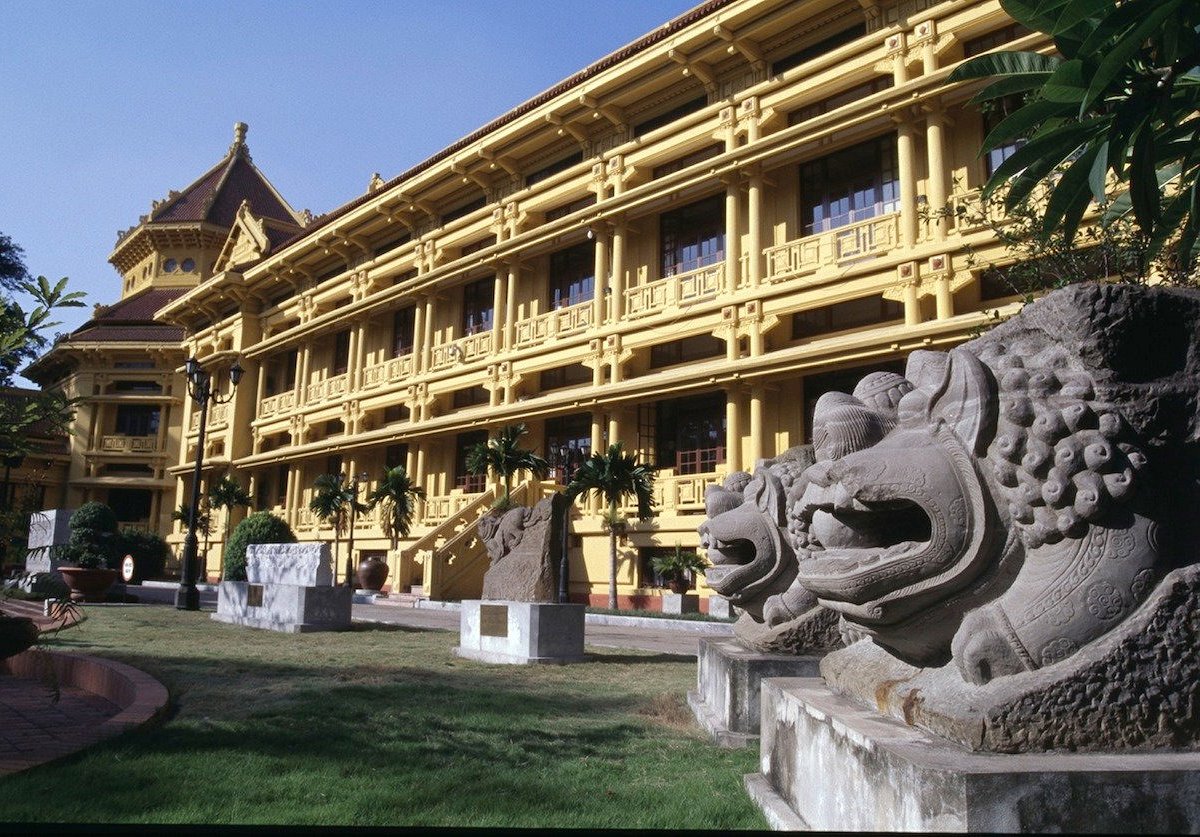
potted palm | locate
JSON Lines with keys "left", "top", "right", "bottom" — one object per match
{"left": 309, "top": 473, "right": 367, "bottom": 588}
{"left": 363, "top": 465, "right": 425, "bottom": 592}
{"left": 651, "top": 544, "right": 708, "bottom": 594}
{"left": 565, "top": 443, "right": 655, "bottom": 610}
{"left": 466, "top": 423, "right": 549, "bottom": 511}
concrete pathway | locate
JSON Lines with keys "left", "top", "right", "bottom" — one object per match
{"left": 0, "top": 673, "right": 120, "bottom": 776}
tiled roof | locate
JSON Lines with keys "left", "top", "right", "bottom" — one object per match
{"left": 91, "top": 288, "right": 186, "bottom": 322}
{"left": 68, "top": 324, "right": 185, "bottom": 344}
{"left": 270, "top": 0, "right": 734, "bottom": 253}
{"left": 55, "top": 288, "right": 187, "bottom": 345}
{"left": 151, "top": 151, "right": 297, "bottom": 229}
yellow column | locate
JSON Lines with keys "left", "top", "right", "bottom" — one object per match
{"left": 297, "top": 346, "right": 311, "bottom": 401}
{"left": 592, "top": 227, "right": 609, "bottom": 326}
{"left": 491, "top": 270, "right": 505, "bottom": 354}
{"left": 724, "top": 175, "right": 741, "bottom": 292}
{"left": 725, "top": 388, "right": 742, "bottom": 473}
{"left": 608, "top": 412, "right": 621, "bottom": 450}
{"left": 749, "top": 385, "right": 764, "bottom": 467}
{"left": 590, "top": 413, "right": 604, "bottom": 512}
{"left": 903, "top": 281, "right": 921, "bottom": 326}
{"left": 505, "top": 262, "right": 518, "bottom": 350}
{"left": 896, "top": 117, "right": 919, "bottom": 248}
{"left": 936, "top": 276, "right": 954, "bottom": 320}
{"left": 411, "top": 297, "right": 425, "bottom": 374}
{"left": 925, "top": 108, "right": 948, "bottom": 241}
{"left": 610, "top": 221, "right": 626, "bottom": 322}
{"left": 350, "top": 321, "right": 366, "bottom": 389}
{"left": 421, "top": 297, "right": 435, "bottom": 373}
{"left": 892, "top": 39, "right": 909, "bottom": 86}
{"left": 747, "top": 171, "right": 763, "bottom": 287}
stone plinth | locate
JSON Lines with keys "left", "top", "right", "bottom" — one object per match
{"left": 706, "top": 594, "right": 732, "bottom": 618}
{"left": 687, "top": 638, "right": 820, "bottom": 748}
{"left": 24, "top": 509, "right": 73, "bottom": 573}
{"left": 211, "top": 581, "right": 351, "bottom": 634}
{"left": 456, "top": 600, "right": 585, "bottom": 664}
{"left": 746, "top": 677, "right": 1200, "bottom": 832}
{"left": 246, "top": 543, "right": 333, "bottom": 586}
{"left": 661, "top": 593, "right": 699, "bottom": 615}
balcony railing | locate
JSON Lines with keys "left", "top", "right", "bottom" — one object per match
{"left": 362, "top": 354, "right": 415, "bottom": 389}
{"left": 429, "top": 331, "right": 493, "bottom": 371}
{"left": 620, "top": 468, "right": 724, "bottom": 516}
{"left": 99, "top": 435, "right": 160, "bottom": 454}
{"left": 259, "top": 390, "right": 296, "bottom": 419}
{"left": 624, "top": 261, "right": 723, "bottom": 320}
{"left": 209, "top": 403, "right": 229, "bottom": 426}
{"left": 765, "top": 212, "right": 901, "bottom": 285}
{"left": 307, "top": 372, "right": 350, "bottom": 403}
{"left": 512, "top": 299, "right": 593, "bottom": 349}
{"left": 420, "top": 489, "right": 487, "bottom": 526}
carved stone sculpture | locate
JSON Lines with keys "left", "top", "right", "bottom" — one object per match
{"left": 479, "top": 493, "right": 568, "bottom": 603}
{"left": 701, "top": 283, "right": 1200, "bottom": 752}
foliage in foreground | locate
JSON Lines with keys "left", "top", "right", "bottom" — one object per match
{"left": 2, "top": 608, "right": 764, "bottom": 829}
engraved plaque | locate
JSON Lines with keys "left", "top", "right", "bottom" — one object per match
{"left": 479, "top": 604, "right": 509, "bottom": 638}
{"left": 247, "top": 584, "right": 264, "bottom": 608}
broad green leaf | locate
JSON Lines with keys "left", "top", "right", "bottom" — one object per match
{"left": 1083, "top": 0, "right": 1183, "bottom": 114}
{"left": 1088, "top": 140, "right": 1110, "bottom": 203}
{"left": 1042, "top": 144, "right": 1102, "bottom": 241}
{"left": 947, "top": 50, "right": 1061, "bottom": 83}
{"left": 1001, "top": 0, "right": 1061, "bottom": 31}
{"left": 984, "top": 118, "right": 1103, "bottom": 196}
{"left": 969, "top": 74, "right": 1053, "bottom": 103}
{"left": 1051, "top": 0, "right": 1110, "bottom": 34}
{"left": 1078, "top": 0, "right": 1157, "bottom": 56}
{"left": 1129, "top": 122, "right": 1161, "bottom": 231}
{"left": 1042, "top": 59, "right": 1089, "bottom": 103}
{"left": 981, "top": 99, "right": 1073, "bottom": 151}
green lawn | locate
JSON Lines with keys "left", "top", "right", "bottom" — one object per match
{"left": 2, "top": 607, "right": 765, "bottom": 829}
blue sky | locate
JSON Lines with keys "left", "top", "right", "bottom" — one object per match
{"left": 0, "top": 0, "right": 698, "bottom": 350}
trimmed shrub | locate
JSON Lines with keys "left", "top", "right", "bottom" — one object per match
{"left": 223, "top": 512, "right": 296, "bottom": 581}
{"left": 65, "top": 502, "right": 122, "bottom": 569}
{"left": 120, "top": 529, "right": 170, "bottom": 583}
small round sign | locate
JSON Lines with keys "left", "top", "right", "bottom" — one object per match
{"left": 121, "top": 555, "right": 136, "bottom": 583}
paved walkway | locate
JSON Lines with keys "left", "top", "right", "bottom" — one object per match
{"left": 0, "top": 671, "right": 120, "bottom": 775}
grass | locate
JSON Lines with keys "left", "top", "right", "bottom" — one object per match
{"left": 1, "top": 607, "right": 766, "bottom": 829}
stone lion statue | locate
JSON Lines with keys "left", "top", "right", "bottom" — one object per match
{"left": 700, "top": 283, "right": 1200, "bottom": 751}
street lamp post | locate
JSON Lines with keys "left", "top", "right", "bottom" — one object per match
{"left": 345, "top": 471, "right": 369, "bottom": 589}
{"left": 176, "top": 356, "right": 243, "bottom": 611}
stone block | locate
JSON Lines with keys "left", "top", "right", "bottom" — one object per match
{"left": 747, "top": 677, "right": 1200, "bottom": 832}
{"left": 246, "top": 543, "right": 333, "bottom": 586}
{"left": 706, "top": 594, "right": 732, "bottom": 618}
{"left": 456, "top": 600, "right": 585, "bottom": 664}
{"left": 211, "top": 581, "right": 351, "bottom": 633}
{"left": 687, "top": 637, "right": 820, "bottom": 748}
{"left": 661, "top": 593, "right": 699, "bottom": 615}
{"left": 24, "top": 509, "right": 73, "bottom": 573}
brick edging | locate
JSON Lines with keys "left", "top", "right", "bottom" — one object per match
{"left": 2, "top": 650, "right": 170, "bottom": 751}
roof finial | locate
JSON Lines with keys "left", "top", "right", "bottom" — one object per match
{"left": 231, "top": 121, "right": 248, "bottom": 155}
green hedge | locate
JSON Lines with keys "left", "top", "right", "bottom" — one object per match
{"left": 223, "top": 512, "right": 296, "bottom": 581}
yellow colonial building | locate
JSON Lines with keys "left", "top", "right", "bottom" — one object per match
{"left": 41, "top": 0, "right": 1043, "bottom": 608}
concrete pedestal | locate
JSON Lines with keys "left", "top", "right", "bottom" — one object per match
{"left": 456, "top": 600, "right": 586, "bottom": 664}
{"left": 212, "top": 581, "right": 352, "bottom": 633}
{"left": 706, "top": 594, "right": 732, "bottom": 618}
{"left": 746, "top": 677, "right": 1200, "bottom": 832}
{"left": 661, "top": 593, "right": 699, "bottom": 615}
{"left": 687, "top": 638, "right": 820, "bottom": 748}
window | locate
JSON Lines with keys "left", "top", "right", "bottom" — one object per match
{"left": 385, "top": 444, "right": 408, "bottom": 470}
{"left": 264, "top": 349, "right": 298, "bottom": 396}
{"left": 461, "top": 277, "right": 494, "bottom": 335}
{"left": 539, "top": 363, "right": 591, "bottom": 392}
{"left": 791, "top": 295, "right": 904, "bottom": 340}
{"left": 983, "top": 95, "right": 1028, "bottom": 178}
{"left": 163, "top": 258, "right": 177, "bottom": 273}
{"left": 324, "top": 419, "right": 345, "bottom": 436}
{"left": 548, "top": 242, "right": 594, "bottom": 309}
{"left": 114, "top": 361, "right": 155, "bottom": 370}
{"left": 455, "top": 430, "right": 488, "bottom": 491}
{"left": 660, "top": 195, "right": 724, "bottom": 278}
{"left": 771, "top": 22, "right": 866, "bottom": 75}
{"left": 392, "top": 307, "right": 415, "bottom": 357}
{"left": 107, "top": 488, "right": 152, "bottom": 524}
{"left": 527, "top": 150, "right": 583, "bottom": 187}
{"left": 964, "top": 23, "right": 1032, "bottom": 57}
{"left": 112, "top": 380, "right": 162, "bottom": 393}
{"left": 325, "top": 455, "right": 343, "bottom": 478}
{"left": 638, "top": 546, "right": 683, "bottom": 589}
{"left": 545, "top": 413, "right": 591, "bottom": 484}
{"left": 633, "top": 95, "right": 707, "bottom": 138}
{"left": 182, "top": 258, "right": 196, "bottom": 272}
{"left": 649, "top": 333, "right": 725, "bottom": 369}
{"left": 652, "top": 143, "right": 722, "bottom": 179}
{"left": 383, "top": 404, "right": 410, "bottom": 423}
{"left": 452, "top": 386, "right": 489, "bottom": 409}
{"left": 114, "top": 405, "right": 160, "bottom": 437}
{"left": 545, "top": 194, "right": 595, "bottom": 222}
{"left": 332, "top": 330, "right": 351, "bottom": 375}
{"left": 641, "top": 393, "right": 726, "bottom": 473}
{"left": 276, "top": 465, "right": 289, "bottom": 502}
{"left": 800, "top": 135, "right": 899, "bottom": 236}
{"left": 789, "top": 77, "right": 893, "bottom": 125}
{"left": 442, "top": 195, "right": 487, "bottom": 226}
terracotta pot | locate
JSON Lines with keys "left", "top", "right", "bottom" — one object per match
{"left": 356, "top": 557, "right": 389, "bottom": 592}
{"left": 667, "top": 577, "right": 691, "bottom": 595}
{"left": 58, "top": 567, "right": 120, "bottom": 603}
{"left": 0, "top": 616, "right": 38, "bottom": 660}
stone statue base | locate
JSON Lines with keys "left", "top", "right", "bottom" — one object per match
{"left": 456, "top": 600, "right": 585, "bottom": 664}
{"left": 746, "top": 677, "right": 1200, "bottom": 832}
{"left": 212, "top": 581, "right": 352, "bottom": 633}
{"left": 687, "top": 638, "right": 820, "bottom": 748}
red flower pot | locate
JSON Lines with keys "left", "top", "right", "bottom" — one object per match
{"left": 58, "top": 567, "right": 119, "bottom": 603}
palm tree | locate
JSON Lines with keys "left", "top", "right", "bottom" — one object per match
{"left": 365, "top": 465, "right": 426, "bottom": 551}
{"left": 565, "top": 442, "right": 655, "bottom": 610}
{"left": 466, "top": 423, "right": 549, "bottom": 507}
{"left": 208, "top": 475, "right": 252, "bottom": 577}
{"left": 309, "top": 473, "right": 366, "bottom": 587}
{"left": 171, "top": 501, "right": 212, "bottom": 563}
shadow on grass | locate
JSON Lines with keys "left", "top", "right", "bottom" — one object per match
{"left": 588, "top": 652, "right": 696, "bottom": 664}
